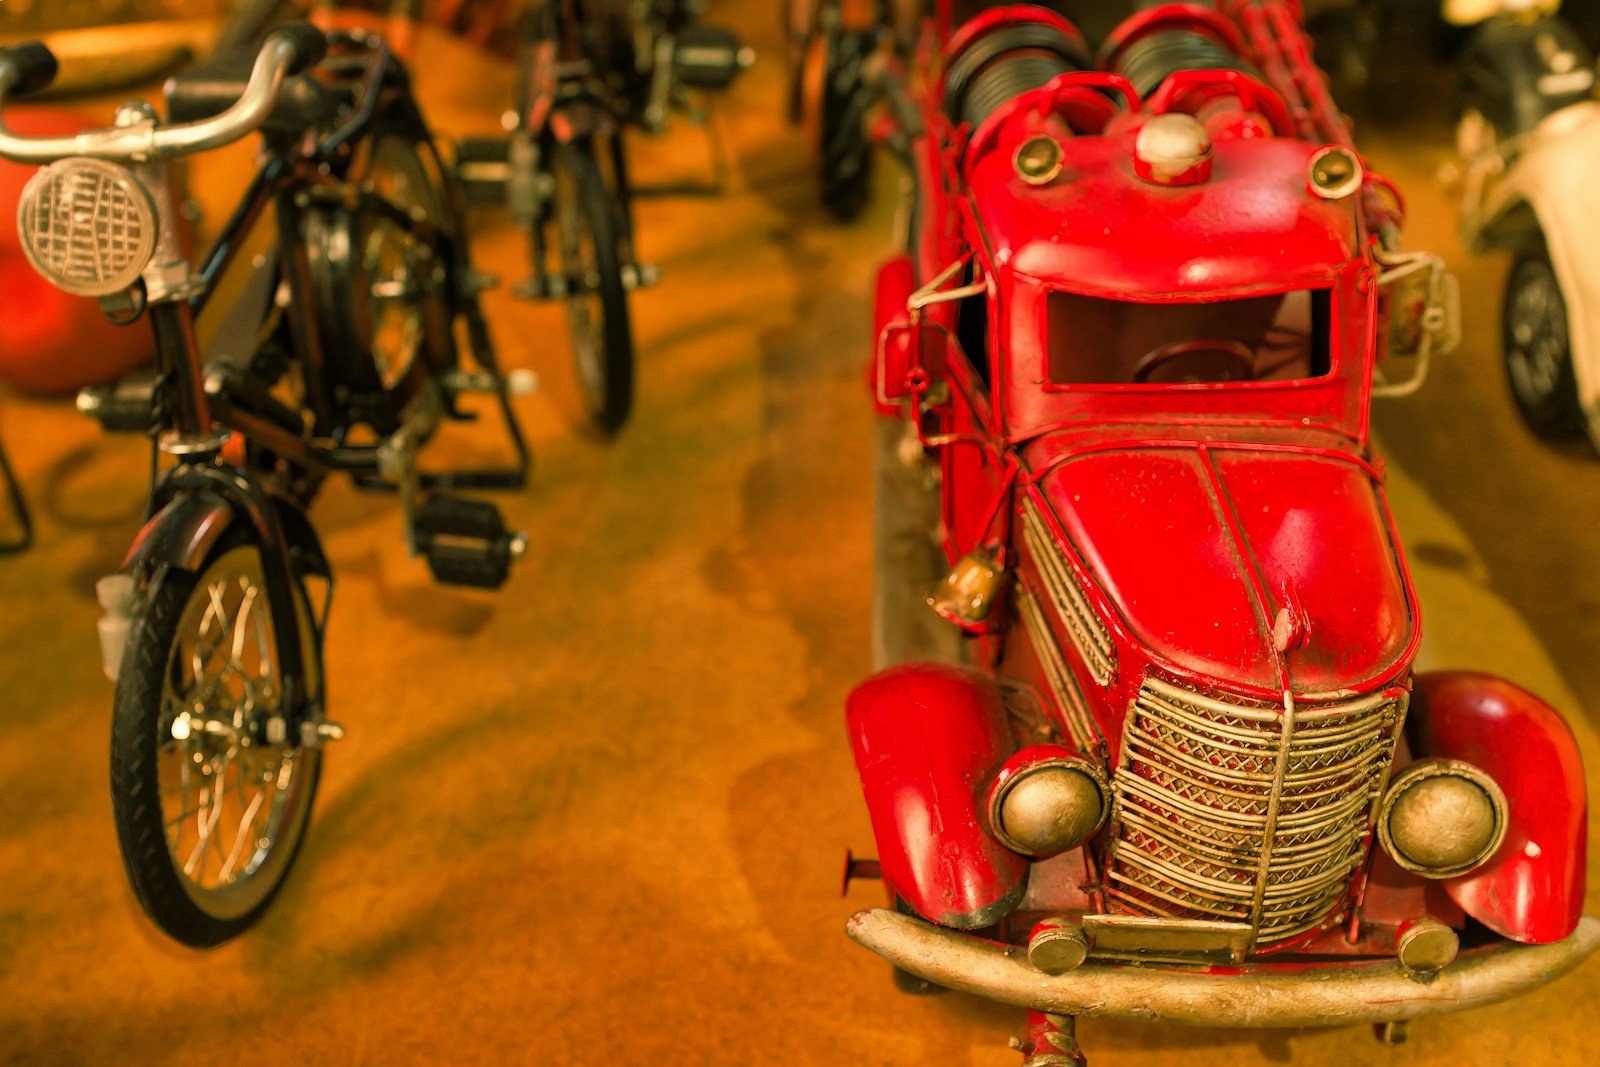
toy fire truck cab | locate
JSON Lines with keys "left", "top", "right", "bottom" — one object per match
{"left": 847, "top": 3, "right": 1596, "bottom": 1061}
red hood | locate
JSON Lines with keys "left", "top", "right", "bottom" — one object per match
{"left": 1033, "top": 443, "right": 1416, "bottom": 698}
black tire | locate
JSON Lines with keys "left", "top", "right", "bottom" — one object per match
{"left": 550, "top": 139, "right": 634, "bottom": 434}
{"left": 110, "top": 529, "right": 322, "bottom": 947}
{"left": 817, "top": 27, "right": 875, "bottom": 221}
{"left": 309, "top": 127, "right": 459, "bottom": 431}
{"left": 1503, "top": 239, "right": 1586, "bottom": 441}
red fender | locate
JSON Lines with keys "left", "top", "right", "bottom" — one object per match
{"left": 846, "top": 663, "right": 1028, "bottom": 928}
{"left": 1410, "top": 671, "right": 1588, "bottom": 944}
{"left": 870, "top": 254, "right": 915, "bottom": 414}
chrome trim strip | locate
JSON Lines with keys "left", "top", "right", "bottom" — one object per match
{"left": 1021, "top": 497, "right": 1115, "bottom": 686}
{"left": 1015, "top": 580, "right": 1104, "bottom": 755}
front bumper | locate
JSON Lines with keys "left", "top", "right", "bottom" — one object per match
{"left": 846, "top": 908, "right": 1600, "bottom": 1028}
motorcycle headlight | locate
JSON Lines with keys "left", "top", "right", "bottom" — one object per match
{"left": 1377, "top": 759, "right": 1507, "bottom": 878}
{"left": 17, "top": 158, "right": 157, "bottom": 298}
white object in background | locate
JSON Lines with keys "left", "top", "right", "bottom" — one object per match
{"left": 1444, "top": 0, "right": 1560, "bottom": 27}
{"left": 95, "top": 573, "right": 137, "bottom": 681}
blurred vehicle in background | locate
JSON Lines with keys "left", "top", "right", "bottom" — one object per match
{"left": 0, "top": 1, "right": 229, "bottom": 95}
{"left": 1445, "top": 0, "right": 1600, "bottom": 450}
{"left": 1306, "top": 0, "right": 1600, "bottom": 102}
{"left": 784, "top": 0, "right": 921, "bottom": 219}
{"left": 455, "top": 0, "right": 751, "bottom": 432}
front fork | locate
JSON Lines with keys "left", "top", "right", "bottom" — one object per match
{"left": 100, "top": 464, "right": 323, "bottom": 722}
{"left": 511, "top": 123, "right": 655, "bottom": 302}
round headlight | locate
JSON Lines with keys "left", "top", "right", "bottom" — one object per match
{"left": 17, "top": 158, "right": 157, "bottom": 298}
{"left": 1308, "top": 144, "right": 1364, "bottom": 200}
{"left": 1378, "top": 759, "right": 1507, "bottom": 878}
{"left": 989, "top": 745, "right": 1109, "bottom": 858}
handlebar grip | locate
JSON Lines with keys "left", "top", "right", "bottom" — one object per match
{"left": 269, "top": 22, "right": 329, "bottom": 77}
{"left": 0, "top": 41, "right": 60, "bottom": 97}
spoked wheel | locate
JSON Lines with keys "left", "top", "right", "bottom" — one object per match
{"left": 110, "top": 533, "right": 322, "bottom": 947}
{"left": 550, "top": 139, "right": 634, "bottom": 434}
{"left": 311, "top": 127, "right": 459, "bottom": 434}
{"left": 1503, "top": 239, "right": 1586, "bottom": 442}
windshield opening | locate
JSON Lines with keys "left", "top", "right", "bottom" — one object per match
{"left": 1045, "top": 288, "right": 1334, "bottom": 387}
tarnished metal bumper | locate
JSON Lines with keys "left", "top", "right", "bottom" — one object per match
{"left": 846, "top": 908, "right": 1600, "bottom": 1028}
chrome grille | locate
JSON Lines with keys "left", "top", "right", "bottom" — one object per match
{"left": 1106, "top": 677, "right": 1405, "bottom": 947}
{"left": 1020, "top": 497, "right": 1115, "bottom": 685}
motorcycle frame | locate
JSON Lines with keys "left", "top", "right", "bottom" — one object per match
{"left": 122, "top": 35, "right": 492, "bottom": 730}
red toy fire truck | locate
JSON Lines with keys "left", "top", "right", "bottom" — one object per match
{"left": 840, "top": 2, "right": 1596, "bottom": 1061}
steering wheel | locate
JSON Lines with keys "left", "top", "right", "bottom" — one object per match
{"left": 1132, "top": 338, "right": 1256, "bottom": 384}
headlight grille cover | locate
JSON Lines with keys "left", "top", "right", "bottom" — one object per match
{"left": 18, "top": 158, "right": 157, "bottom": 297}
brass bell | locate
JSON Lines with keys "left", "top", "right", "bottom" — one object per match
{"left": 928, "top": 548, "right": 1007, "bottom": 631}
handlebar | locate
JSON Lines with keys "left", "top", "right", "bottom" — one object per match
{"left": 0, "top": 23, "right": 328, "bottom": 165}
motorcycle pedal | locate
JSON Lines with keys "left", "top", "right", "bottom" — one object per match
{"left": 514, "top": 275, "right": 558, "bottom": 301}
{"left": 415, "top": 494, "right": 527, "bottom": 590}
{"left": 455, "top": 137, "right": 513, "bottom": 205}
{"left": 299, "top": 719, "right": 346, "bottom": 748}
{"left": 442, "top": 368, "right": 539, "bottom": 399}
{"left": 461, "top": 268, "right": 500, "bottom": 296}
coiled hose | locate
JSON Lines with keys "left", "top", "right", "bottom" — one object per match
{"left": 1112, "top": 27, "right": 1258, "bottom": 99}
{"left": 944, "top": 19, "right": 1091, "bottom": 129}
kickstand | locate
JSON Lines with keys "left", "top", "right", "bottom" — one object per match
{"left": 428, "top": 288, "right": 533, "bottom": 493}
{"left": 0, "top": 430, "right": 32, "bottom": 554}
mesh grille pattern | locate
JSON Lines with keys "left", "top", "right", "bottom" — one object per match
{"left": 20, "top": 160, "right": 155, "bottom": 296}
{"left": 1107, "top": 678, "right": 1405, "bottom": 946}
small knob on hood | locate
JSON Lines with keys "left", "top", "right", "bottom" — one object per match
{"left": 1134, "top": 113, "right": 1212, "bottom": 186}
